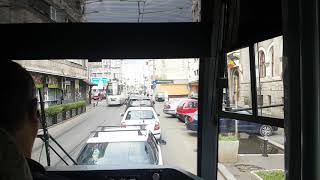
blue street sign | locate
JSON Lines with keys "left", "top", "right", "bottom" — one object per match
{"left": 152, "top": 80, "right": 157, "bottom": 86}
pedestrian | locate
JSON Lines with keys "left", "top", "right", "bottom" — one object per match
{"left": 0, "top": 61, "right": 69, "bottom": 180}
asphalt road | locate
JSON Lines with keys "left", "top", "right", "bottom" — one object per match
{"left": 31, "top": 101, "right": 198, "bottom": 175}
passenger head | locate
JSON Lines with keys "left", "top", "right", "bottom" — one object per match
{"left": 1, "top": 61, "right": 39, "bottom": 158}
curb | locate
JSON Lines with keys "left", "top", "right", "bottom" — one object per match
{"left": 257, "top": 136, "right": 284, "bottom": 150}
{"left": 218, "top": 163, "right": 237, "bottom": 180}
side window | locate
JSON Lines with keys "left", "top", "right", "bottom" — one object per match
{"left": 188, "top": 102, "right": 198, "bottom": 108}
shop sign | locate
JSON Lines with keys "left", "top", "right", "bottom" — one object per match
{"left": 48, "top": 84, "right": 59, "bottom": 88}
{"left": 156, "top": 80, "right": 174, "bottom": 84}
{"left": 65, "top": 80, "right": 71, "bottom": 85}
{"left": 48, "top": 76, "right": 59, "bottom": 88}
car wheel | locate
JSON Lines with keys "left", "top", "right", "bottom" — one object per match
{"left": 259, "top": 125, "right": 273, "bottom": 136}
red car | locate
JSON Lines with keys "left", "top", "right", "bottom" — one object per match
{"left": 176, "top": 99, "right": 198, "bottom": 122}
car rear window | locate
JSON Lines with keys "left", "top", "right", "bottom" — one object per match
{"left": 125, "top": 110, "right": 155, "bottom": 120}
{"left": 187, "top": 101, "right": 198, "bottom": 108}
{"left": 178, "top": 101, "right": 185, "bottom": 108}
{"left": 130, "top": 99, "right": 152, "bottom": 107}
{"left": 77, "top": 142, "right": 156, "bottom": 165}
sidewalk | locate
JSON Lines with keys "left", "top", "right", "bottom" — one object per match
{"left": 35, "top": 103, "right": 97, "bottom": 148}
{"left": 221, "top": 154, "right": 284, "bottom": 180}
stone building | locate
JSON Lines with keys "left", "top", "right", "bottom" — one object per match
{"left": 227, "top": 36, "right": 284, "bottom": 118}
{"left": 15, "top": 60, "right": 89, "bottom": 108}
{"left": 0, "top": 0, "right": 84, "bottom": 23}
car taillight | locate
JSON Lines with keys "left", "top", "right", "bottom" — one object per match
{"left": 188, "top": 116, "right": 193, "bottom": 123}
{"left": 154, "top": 121, "right": 160, "bottom": 131}
{"left": 121, "top": 122, "right": 126, "bottom": 127}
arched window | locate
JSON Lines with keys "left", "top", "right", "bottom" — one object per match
{"left": 259, "top": 50, "right": 266, "bottom": 78}
{"left": 269, "top": 46, "right": 274, "bottom": 76}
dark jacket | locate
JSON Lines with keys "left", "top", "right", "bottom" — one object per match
{"left": 26, "top": 158, "right": 69, "bottom": 180}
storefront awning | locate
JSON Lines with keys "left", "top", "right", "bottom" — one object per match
{"left": 83, "top": 80, "right": 97, "bottom": 86}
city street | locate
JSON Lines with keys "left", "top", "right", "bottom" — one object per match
{"left": 32, "top": 101, "right": 198, "bottom": 174}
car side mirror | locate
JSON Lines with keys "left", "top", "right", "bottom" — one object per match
{"left": 157, "top": 114, "right": 160, "bottom": 116}
{"left": 120, "top": 113, "right": 124, "bottom": 117}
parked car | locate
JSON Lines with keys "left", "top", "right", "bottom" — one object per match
{"left": 185, "top": 111, "right": 198, "bottom": 131}
{"left": 163, "top": 98, "right": 187, "bottom": 116}
{"left": 176, "top": 99, "right": 198, "bottom": 121}
{"left": 155, "top": 92, "right": 166, "bottom": 102}
{"left": 121, "top": 107, "right": 161, "bottom": 140}
{"left": 184, "top": 110, "right": 278, "bottom": 136}
{"left": 76, "top": 127, "right": 162, "bottom": 165}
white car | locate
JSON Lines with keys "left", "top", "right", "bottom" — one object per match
{"left": 107, "top": 95, "right": 125, "bottom": 105}
{"left": 163, "top": 98, "right": 188, "bottom": 116}
{"left": 121, "top": 107, "right": 161, "bottom": 140}
{"left": 76, "top": 127, "right": 163, "bottom": 166}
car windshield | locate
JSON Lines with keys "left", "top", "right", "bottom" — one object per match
{"left": 77, "top": 142, "right": 156, "bottom": 165}
{"left": 125, "top": 110, "right": 155, "bottom": 120}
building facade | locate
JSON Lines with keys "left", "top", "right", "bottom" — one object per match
{"left": 0, "top": 0, "right": 84, "bottom": 23}
{"left": 188, "top": 58, "right": 199, "bottom": 97}
{"left": 15, "top": 60, "right": 89, "bottom": 107}
{"left": 146, "top": 59, "right": 190, "bottom": 99}
{"left": 88, "top": 59, "right": 123, "bottom": 93}
{"left": 227, "top": 36, "right": 284, "bottom": 118}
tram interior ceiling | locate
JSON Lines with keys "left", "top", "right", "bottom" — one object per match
{"left": 0, "top": 0, "right": 319, "bottom": 179}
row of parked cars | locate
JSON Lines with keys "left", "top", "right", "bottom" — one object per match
{"left": 163, "top": 98, "right": 278, "bottom": 136}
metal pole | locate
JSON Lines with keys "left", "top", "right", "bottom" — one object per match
{"left": 38, "top": 89, "right": 51, "bottom": 166}
{"left": 49, "top": 135, "right": 78, "bottom": 165}
{"left": 262, "top": 136, "right": 268, "bottom": 157}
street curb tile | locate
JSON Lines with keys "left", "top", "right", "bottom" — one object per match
{"left": 218, "top": 163, "right": 237, "bottom": 180}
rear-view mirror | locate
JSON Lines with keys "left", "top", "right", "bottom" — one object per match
{"left": 157, "top": 114, "right": 160, "bottom": 116}
{"left": 120, "top": 113, "right": 124, "bottom": 117}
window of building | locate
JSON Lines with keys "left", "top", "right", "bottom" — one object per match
{"left": 269, "top": 46, "right": 274, "bottom": 77}
{"left": 259, "top": 50, "right": 266, "bottom": 78}
{"left": 257, "top": 95, "right": 263, "bottom": 106}
{"left": 268, "top": 95, "right": 272, "bottom": 105}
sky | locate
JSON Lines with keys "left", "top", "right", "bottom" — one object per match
{"left": 121, "top": 60, "right": 148, "bottom": 86}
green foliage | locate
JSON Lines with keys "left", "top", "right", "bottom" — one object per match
{"left": 219, "top": 134, "right": 239, "bottom": 141}
{"left": 45, "top": 101, "right": 86, "bottom": 117}
{"left": 255, "top": 170, "right": 284, "bottom": 180}
{"left": 45, "top": 105, "right": 64, "bottom": 117}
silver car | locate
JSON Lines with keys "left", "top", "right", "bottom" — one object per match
{"left": 163, "top": 98, "right": 187, "bottom": 116}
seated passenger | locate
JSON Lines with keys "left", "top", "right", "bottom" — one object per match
{"left": 0, "top": 61, "right": 67, "bottom": 180}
